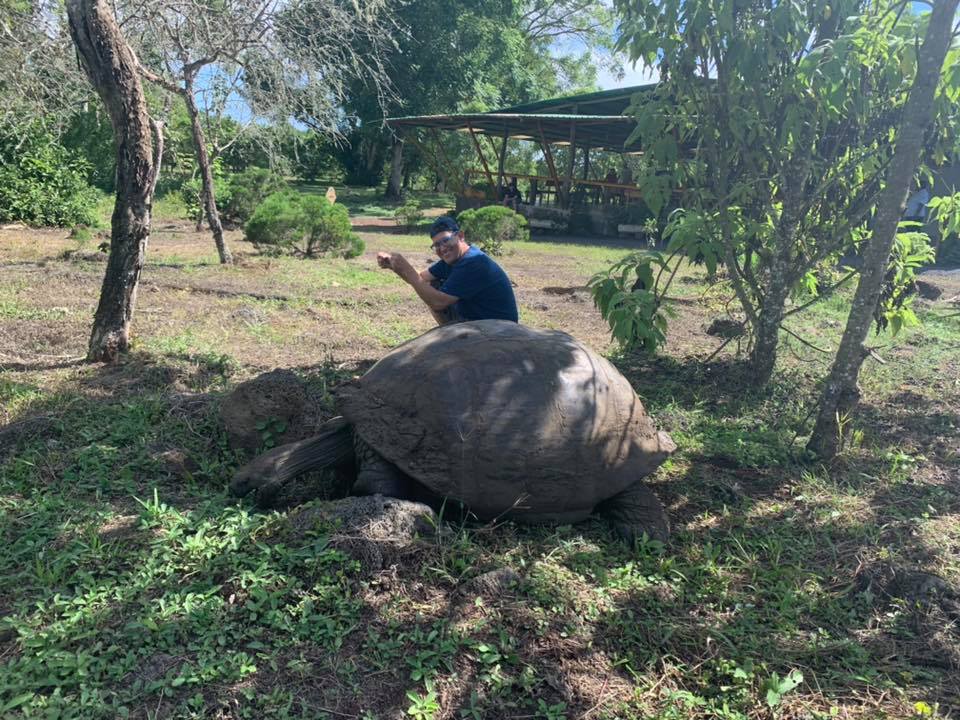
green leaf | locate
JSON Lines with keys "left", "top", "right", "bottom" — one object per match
{"left": 0, "top": 693, "right": 35, "bottom": 713}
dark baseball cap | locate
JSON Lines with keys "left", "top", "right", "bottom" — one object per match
{"left": 428, "top": 216, "right": 460, "bottom": 237}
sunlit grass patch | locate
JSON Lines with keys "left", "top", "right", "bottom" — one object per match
{"left": 0, "top": 378, "right": 43, "bottom": 420}
{"left": 152, "top": 192, "right": 189, "bottom": 221}
{"left": 238, "top": 254, "right": 399, "bottom": 295}
{"left": 0, "top": 279, "right": 74, "bottom": 322}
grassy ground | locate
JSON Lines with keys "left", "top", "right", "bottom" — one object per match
{"left": 0, "top": 191, "right": 959, "bottom": 719}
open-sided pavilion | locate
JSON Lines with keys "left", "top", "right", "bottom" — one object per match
{"left": 386, "top": 83, "right": 660, "bottom": 236}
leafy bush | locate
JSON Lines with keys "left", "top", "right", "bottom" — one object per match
{"left": 180, "top": 169, "right": 232, "bottom": 225}
{"left": 245, "top": 191, "right": 363, "bottom": 258}
{"left": 393, "top": 200, "right": 424, "bottom": 231}
{"left": 589, "top": 251, "right": 673, "bottom": 353}
{"left": 61, "top": 106, "right": 117, "bottom": 191}
{"left": 928, "top": 192, "right": 960, "bottom": 265}
{"left": 457, "top": 205, "right": 528, "bottom": 256}
{"left": 221, "top": 167, "right": 287, "bottom": 226}
{"left": 0, "top": 123, "right": 99, "bottom": 226}
{"left": 180, "top": 166, "right": 287, "bottom": 227}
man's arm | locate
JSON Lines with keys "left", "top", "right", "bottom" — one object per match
{"left": 377, "top": 252, "right": 459, "bottom": 311}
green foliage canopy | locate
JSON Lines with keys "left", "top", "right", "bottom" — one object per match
{"left": 0, "top": 122, "right": 99, "bottom": 227}
{"left": 334, "top": 0, "right": 611, "bottom": 185}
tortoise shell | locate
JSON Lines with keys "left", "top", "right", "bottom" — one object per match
{"left": 337, "top": 320, "right": 674, "bottom": 523}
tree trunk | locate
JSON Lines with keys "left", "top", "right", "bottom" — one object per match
{"left": 808, "top": 0, "right": 958, "bottom": 459}
{"left": 384, "top": 137, "right": 404, "bottom": 199}
{"left": 182, "top": 81, "right": 232, "bottom": 264}
{"left": 67, "top": 0, "right": 157, "bottom": 363}
{"left": 748, "top": 271, "right": 789, "bottom": 386}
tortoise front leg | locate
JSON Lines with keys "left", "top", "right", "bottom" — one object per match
{"left": 230, "top": 417, "right": 354, "bottom": 508}
{"left": 351, "top": 433, "right": 412, "bottom": 498}
{"left": 594, "top": 482, "right": 670, "bottom": 544}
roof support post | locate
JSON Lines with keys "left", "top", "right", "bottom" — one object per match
{"left": 497, "top": 129, "right": 508, "bottom": 190}
{"left": 582, "top": 146, "right": 591, "bottom": 179}
{"left": 537, "top": 120, "right": 562, "bottom": 208}
{"left": 408, "top": 131, "right": 455, "bottom": 194}
{"left": 428, "top": 128, "right": 461, "bottom": 193}
{"left": 466, "top": 120, "right": 496, "bottom": 190}
{"left": 563, "top": 120, "right": 577, "bottom": 209}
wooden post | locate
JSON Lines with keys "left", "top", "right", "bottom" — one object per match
{"left": 466, "top": 121, "right": 496, "bottom": 189}
{"left": 582, "top": 146, "right": 590, "bottom": 179}
{"left": 408, "top": 131, "right": 455, "bottom": 194}
{"left": 562, "top": 120, "right": 577, "bottom": 209}
{"left": 428, "top": 128, "right": 461, "bottom": 193}
{"left": 537, "top": 121, "right": 562, "bottom": 207}
{"left": 497, "top": 130, "right": 508, "bottom": 190}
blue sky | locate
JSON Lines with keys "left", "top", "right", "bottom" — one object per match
{"left": 596, "top": 59, "right": 659, "bottom": 90}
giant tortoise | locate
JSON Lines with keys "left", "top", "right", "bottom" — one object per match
{"left": 230, "top": 320, "right": 675, "bottom": 541}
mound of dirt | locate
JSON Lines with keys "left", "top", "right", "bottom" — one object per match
{"left": 915, "top": 280, "right": 943, "bottom": 301}
{"left": 706, "top": 318, "right": 746, "bottom": 339}
{"left": 284, "top": 495, "right": 438, "bottom": 571}
{"left": 219, "top": 369, "right": 310, "bottom": 451}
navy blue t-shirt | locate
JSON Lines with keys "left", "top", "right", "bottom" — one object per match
{"left": 429, "top": 246, "right": 518, "bottom": 322}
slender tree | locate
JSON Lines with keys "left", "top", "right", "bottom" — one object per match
{"left": 66, "top": 0, "right": 161, "bottom": 362}
{"left": 130, "top": 0, "right": 394, "bottom": 263}
{"left": 808, "top": 0, "right": 960, "bottom": 458}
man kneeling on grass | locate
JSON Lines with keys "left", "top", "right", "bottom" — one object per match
{"left": 376, "top": 216, "right": 518, "bottom": 325}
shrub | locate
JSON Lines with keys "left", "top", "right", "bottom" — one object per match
{"left": 0, "top": 123, "right": 99, "bottom": 226}
{"left": 69, "top": 225, "right": 93, "bottom": 246}
{"left": 180, "top": 171, "right": 232, "bottom": 224}
{"left": 245, "top": 191, "right": 364, "bottom": 258}
{"left": 393, "top": 200, "right": 424, "bottom": 231}
{"left": 222, "top": 167, "right": 287, "bottom": 226}
{"left": 457, "top": 205, "right": 528, "bottom": 256}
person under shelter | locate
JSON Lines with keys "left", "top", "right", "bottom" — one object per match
{"left": 376, "top": 216, "right": 518, "bottom": 325}
{"left": 501, "top": 176, "right": 522, "bottom": 211}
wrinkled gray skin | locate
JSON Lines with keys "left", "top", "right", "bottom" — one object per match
{"left": 231, "top": 320, "right": 675, "bottom": 542}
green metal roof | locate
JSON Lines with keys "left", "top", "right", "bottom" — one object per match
{"left": 386, "top": 112, "right": 641, "bottom": 152}
{"left": 385, "top": 83, "right": 666, "bottom": 151}
{"left": 492, "top": 82, "right": 659, "bottom": 116}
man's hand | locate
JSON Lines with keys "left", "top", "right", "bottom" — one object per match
{"left": 376, "top": 251, "right": 419, "bottom": 284}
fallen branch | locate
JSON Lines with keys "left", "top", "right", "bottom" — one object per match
{"left": 703, "top": 334, "right": 736, "bottom": 364}
{"left": 780, "top": 324, "right": 832, "bottom": 354}
{"left": 155, "top": 282, "right": 292, "bottom": 303}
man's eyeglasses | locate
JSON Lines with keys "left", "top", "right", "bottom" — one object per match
{"left": 429, "top": 233, "right": 457, "bottom": 252}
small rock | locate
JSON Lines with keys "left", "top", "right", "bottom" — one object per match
{"left": 230, "top": 306, "right": 267, "bottom": 324}
{"left": 285, "top": 496, "right": 438, "bottom": 571}
{"left": 856, "top": 561, "right": 956, "bottom": 605}
{"left": 457, "top": 568, "right": 522, "bottom": 599}
{"left": 156, "top": 448, "right": 200, "bottom": 478}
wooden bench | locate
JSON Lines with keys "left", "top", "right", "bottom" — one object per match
{"left": 617, "top": 223, "right": 647, "bottom": 239}
{"left": 528, "top": 218, "right": 562, "bottom": 233}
